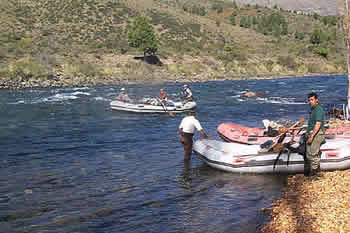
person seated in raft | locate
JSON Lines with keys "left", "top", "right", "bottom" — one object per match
{"left": 158, "top": 88, "right": 169, "bottom": 103}
{"left": 116, "top": 88, "right": 132, "bottom": 103}
{"left": 182, "top": 84, "right": 193, "bottom": 104}
{"left": 158, "top": 88, "right": 175, "bottom": 106}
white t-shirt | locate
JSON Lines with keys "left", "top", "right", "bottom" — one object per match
{"left": 179, "top": 116, "right": 203, "bottom": 134}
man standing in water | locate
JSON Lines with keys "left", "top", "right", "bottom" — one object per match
{"left": 178, "top": 110, "right": 211, "bottom": 161}
{"left": 305, "top": 92, "right": 325, "bottom": 178}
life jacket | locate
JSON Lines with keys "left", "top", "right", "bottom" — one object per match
{"left": 183, "top": 88, "right": 193, "bottom": 99}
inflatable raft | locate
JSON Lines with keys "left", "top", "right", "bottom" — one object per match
{"left": 110, "top": 99, "right": 196, "bottom": 113}
{"left": 217, "top": 122, "right": 301, "bottom": 145}
{"left": 193, "top": 139, "right": 350, "bottom": 174}
{"left": 217, "top": 122, "right": 350, "bottom": 145}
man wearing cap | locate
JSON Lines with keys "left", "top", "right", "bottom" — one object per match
{"left": 182, "top": 84, "right": 193, "bottom": 104}
{"left": 116, "top": 88, "right": 132, "bottom": 103}
{"left": 178, "top": 111, "right": 211, "bottom": 161}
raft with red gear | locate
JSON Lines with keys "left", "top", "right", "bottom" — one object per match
{"left": 217, "top": 121, "right": 350, "bottom": 145}
{"left": 193, "top": 138, "right": 350, "bottom": 174}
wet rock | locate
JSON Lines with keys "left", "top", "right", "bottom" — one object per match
{"left": 241, "top": 91, "right": 265, "bottom": 98}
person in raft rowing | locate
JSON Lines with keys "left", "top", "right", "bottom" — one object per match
{"left": 182, "top": 84, "right": 193, "bottom": 104}
{"left": 158, "top": 88, "right": 172, "bottom": 106}
{"left": 178, "top": 110, "right": 211, "bottom": 161}
{"left": 116, "top": 88, "right": 132, "bottom": 103}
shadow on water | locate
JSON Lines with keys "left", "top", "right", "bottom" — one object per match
{"left": 177, "top": 161, "right": 288, "bottom": 233}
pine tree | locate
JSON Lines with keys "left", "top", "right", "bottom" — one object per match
{"left": 127, "top": 16, "right": 158, "bottom": 56}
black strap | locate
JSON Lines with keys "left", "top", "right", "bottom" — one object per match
{"left": 273, "top": 150, "right": 283, "bottom": 171}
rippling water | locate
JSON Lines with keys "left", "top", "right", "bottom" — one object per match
{"left": 0, "top": 75, "right": 346, "bottom": 233}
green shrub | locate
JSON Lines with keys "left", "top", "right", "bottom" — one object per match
{"left": 127, "top": 16, "right": 158, "bottom": 55}
{"left": 312, "top": 13, "right": 320, "bottom": 20}
{"left": 217, "top": 44, "right": 248, "bottom": 62}
{"left": 322, "top": 16, "right": 338, "bottom": 26}
{"left": 310, "top": 28, "right": 322, "bottom": 44}
{"left": 295, "top": 32, "right": 305, "bottom": 40}
{"left": 212, "top": 2, "right": 223, "bottom": 13}
{"left": 255, "top": 13, "right": 287, "bottom": 36}
{"left": 313, "top": 47, "right": 329, "bottom": 58}
{"left": 230, "top": 13, "right": 236, "bottom": 25}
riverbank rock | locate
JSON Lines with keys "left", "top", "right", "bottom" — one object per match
{"left": 241, "top": 91, "right": 265, "bottom": 98}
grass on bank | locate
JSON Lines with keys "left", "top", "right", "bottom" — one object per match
{"left": 0, "top": 0, "right": 346, "bottom": 86}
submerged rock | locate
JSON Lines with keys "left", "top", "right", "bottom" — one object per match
{"left": 241, "top": 91, "right": 265, "bottom": 98}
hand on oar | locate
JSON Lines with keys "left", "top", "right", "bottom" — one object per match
{"left": 272, "top": 117, "right": 305, "bottom": 152}
{"left": 156, "top": 96, "right": 176, "bottom": 117}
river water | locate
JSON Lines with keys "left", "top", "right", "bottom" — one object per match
{"left": 0, "top": 75, "right": 346, "bottom": 233}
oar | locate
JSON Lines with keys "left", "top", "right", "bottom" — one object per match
{"left": 156, "top": 97, "right": 175, "bottom": 117}
{"left": 273, "top": 117, "right": 305, "bottom": 141}
{"left": 272, "top": 118, "right": 304, "bottom": 170}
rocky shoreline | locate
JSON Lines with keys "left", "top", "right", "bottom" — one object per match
{"left": 0, "top": 71, "right": 344, "bottom": 89}
{"left": 260, "top": 170, "right": 350, "bottom": 233}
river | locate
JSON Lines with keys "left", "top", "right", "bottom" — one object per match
{"left": 0, "top": 75, "right": 346, "bottom": 233}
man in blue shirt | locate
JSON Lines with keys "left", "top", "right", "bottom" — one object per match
{"left": 305, "top": 92, "right": 325, "bottom": 178}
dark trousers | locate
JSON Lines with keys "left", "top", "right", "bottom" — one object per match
{"left": 304, "top": 130, "right": 324, "bottom": 176}
{"left": 182, "top": 133, "right": 194, "bottom": 160}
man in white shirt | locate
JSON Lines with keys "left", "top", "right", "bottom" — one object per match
{"left": 178, "top": 111, "right": 210, "bottom": 161}
{"left": 116, "top": 88, "right": 132, "bottom": 103}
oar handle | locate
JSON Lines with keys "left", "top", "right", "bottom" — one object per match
{"left": 274, "top": 118, "right": 305, "bottom": 139}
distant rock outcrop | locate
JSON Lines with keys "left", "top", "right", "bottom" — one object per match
{"left": 231, "top": 0, "right": 342, "bottom": 16}
{"left": 241, "top": 91, "right": 265, "bottom": 98}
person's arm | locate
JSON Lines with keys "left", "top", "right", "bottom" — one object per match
{"left": 178, "top": 119, "right": 185, "bottom": 136}
{"left": 307, "top": 121, "right": 321, "bottom": 144}
{"left": 199, "top": 129, "right": 210, "bottom": 139}
{"left": 194, "top": 119, "right": 211, "bottom": 139}
{"left": 187, "top": 89, "right": 192, "bottom": 98}
{"left": 125, "top": 94, "right": 132, "bottom": 102}
{"left": 178, "top": 126, "right": 185, "bottom": 143}
{"left": 178, "top": 127, "right": 183, "bottom": 136}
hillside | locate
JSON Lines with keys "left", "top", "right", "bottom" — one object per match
{"left": 0, "top": 0, "right": 346, "bottom": 88}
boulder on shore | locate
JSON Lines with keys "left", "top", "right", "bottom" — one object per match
{"left": 241, "top": 91, "right": 265, "bottom": 98}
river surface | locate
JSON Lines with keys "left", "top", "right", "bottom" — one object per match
{"left": 0, "top": 75, "right": 347, "bottom": 233}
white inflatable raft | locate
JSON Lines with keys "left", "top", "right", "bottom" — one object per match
{"left": 193, "top": 139, "right": 350, "bottom": 174}
{"left": 110, "top": 99, "right": 196, "bottom": 113}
